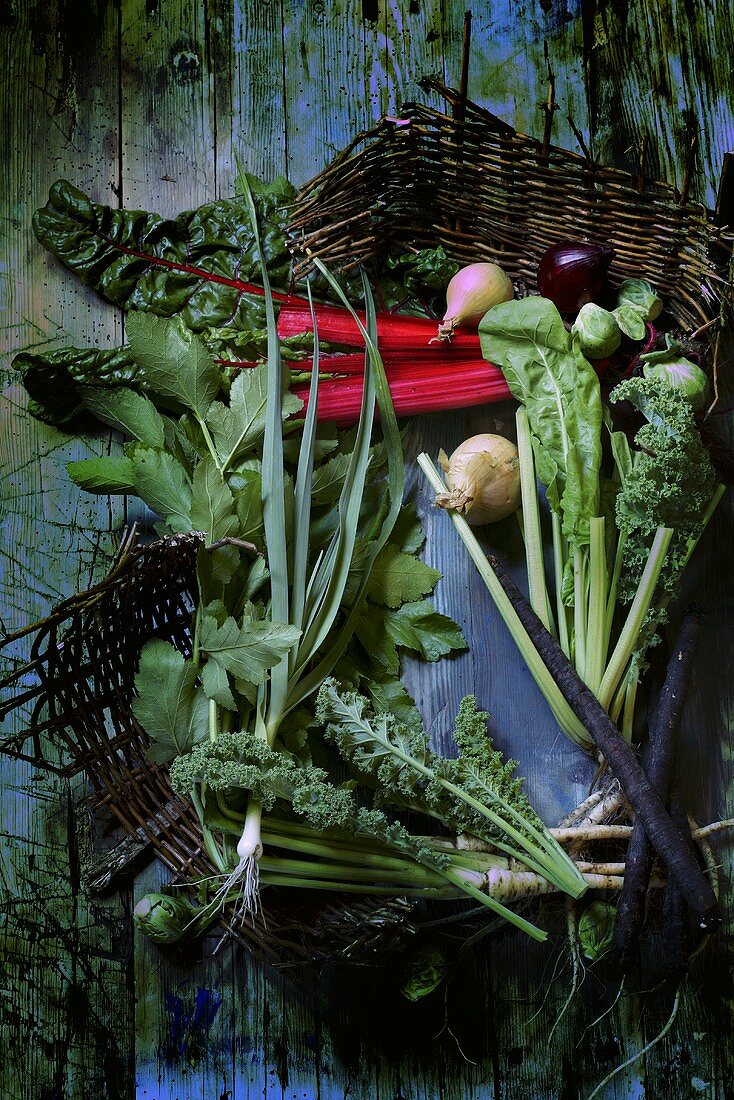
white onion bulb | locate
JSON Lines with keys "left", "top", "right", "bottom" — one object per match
{"left": 435, "top": 434, "right": 521, "bottom": 525}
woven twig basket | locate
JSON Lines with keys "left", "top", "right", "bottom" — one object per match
{"left": 291, "top": 80, "right": 732, "bottom": 346}
{"left": 2, "top": 83, "right": 732, "bottom": 964}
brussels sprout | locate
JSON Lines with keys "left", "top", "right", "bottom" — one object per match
{"left": 400, "top": 945, "right": 448, "bottom": 1003}
{"left": 578, "top": 901, "right": 616, "bottom": 961}
{"left": 572, "top": 303, "right": 622, "bottom": 359}
{"left": 640, "top": 336, "right": 708, "bottom": 410}
{"left": 133, "top": 892, "right": 199, "bottom": 944}
{"left": 613, "top": 304, "right": 648, "bottom": 341}
{"left": 616, "top": 278, "right": 663, "bottom": 322}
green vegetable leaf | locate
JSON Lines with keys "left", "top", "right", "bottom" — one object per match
{"left": 367, "top": 543, "right": 441, "bottom": 608}
{"left": 15, "top": 345, "right": 138, "bottom": 425}
{"left": 127, "top": 313, "right": 220, "bottom": 418}
{"left": 79, "top": 385, "right": 166, "bottom": 447}
{"left": 67, "top": 455, "right": 136, "bottom": 494}
{"left": 207, "top": 365, "right": 301, "bottom": 468}
{"left": 578, "top": 901, "right": 616, "bottom": 961}
{"left": 232, "top": 468, "right": 265, "bottom": 546}
{"left": 309, "top": 450, "right": 355, "bottom": 505}
{"left": 190, "top": 455, "right": 238, "bottom": 543}
{"left": 132, "top": 639, "right": 208, "bottom": 762}
{"left": 198, "top": 612, "right": 300, "bottom": 686}
{"left": 128, "top": 443, "right": 192, "bottom": 532}
{"left": 390, "top": 503, "right": 426, "bottom": 554}
{"left": 32, "top": 177, "right": 296, "bottom": 333}
{"left": 200, "top": 657, "right": 237, "bottom": 711}
{"left": 356, "top": 599, "right": 467, "bottom": 673}
{"left": 479, "top": 297, "right": 603, "bottom": 548}
{"left": 613, "top": 304, "right": 647, "bottom": 341}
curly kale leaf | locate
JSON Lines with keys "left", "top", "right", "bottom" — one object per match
{"left": 169, "top": 732, "right": 354, "bottom": 832}
{"left": 610, "top": 377, "right": 717, "bottom": 606}
{"left": 316, "top": 680, "right": 584, "bottom": 896}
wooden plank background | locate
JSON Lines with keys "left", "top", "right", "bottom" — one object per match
{"left": 1, "top": 2, "right": 733, "bottom": 1097}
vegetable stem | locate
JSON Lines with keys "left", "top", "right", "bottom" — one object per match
{"left": 418, "top": 453, "right": 595, "bottom": 751}
{"left": 516, "top": 407, "right": 552, "bottom": 631}
{"left": 484, "top": 553, "right": 721, "bottom": 932}
{"left": 598, "top": 527, "right": 673, "bottom": 711}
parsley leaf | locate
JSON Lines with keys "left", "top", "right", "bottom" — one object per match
{"left": 132, "top": 640, "right": 209, "bottom": 763}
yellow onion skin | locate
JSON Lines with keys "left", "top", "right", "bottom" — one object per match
{"left": 438, "top": 263, "right": 513, "bottom": 340}
{"left": 436, "top": 434, "right": 521, "bottom": 524}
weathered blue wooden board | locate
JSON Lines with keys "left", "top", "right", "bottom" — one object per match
{"left": 1, "top": 2, "right": 733, "bottom": 1098}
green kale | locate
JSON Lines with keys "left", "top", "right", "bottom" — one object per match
{"left": 610, "top": 377, "right": 717, "bottom": 605}
{"left": 315, "top": 679, "right": 586, "bottom": 898}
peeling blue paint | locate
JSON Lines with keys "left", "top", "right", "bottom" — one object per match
{"left": 162, "top": 987, "right": 223, "bottom": 1065}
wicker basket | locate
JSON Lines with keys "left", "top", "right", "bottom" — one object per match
{"left": 2, "top": 82, "right": 732, "bottom": 965}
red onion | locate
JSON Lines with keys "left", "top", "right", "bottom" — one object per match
{"left": 537, "top": 241, "right": 614, "bottom": 313}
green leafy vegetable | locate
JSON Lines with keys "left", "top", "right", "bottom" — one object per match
{"left": 479, "top": 296, "right": 603, "bottom": 548}
{"left": 132, "top": 640, "right": 209, "bottom": 763}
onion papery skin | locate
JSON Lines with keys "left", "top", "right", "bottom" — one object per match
{"left": 537, "top": 242, "right": 614, "bottom": 313}
{"left": 436, "top": 434, "right": 521, "bottom": 525}
{"left": 438, "top": 263, "right": 514, "bottom": 341}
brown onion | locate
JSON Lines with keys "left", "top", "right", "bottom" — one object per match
{"left": 537, "top": 241, "right": 614, "bottom": 313}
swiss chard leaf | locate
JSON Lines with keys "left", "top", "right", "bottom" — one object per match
{"left": 479, "top": 297, "right": 603, "bottom": 548}
{"left": 32, "top": 176, "right": 296, "bottom": 333}
{"left": 132, "top": 639, "right": 209, "bottom": 763}
{"left": 15, "top": 345, "right": 138, "bottom": 425}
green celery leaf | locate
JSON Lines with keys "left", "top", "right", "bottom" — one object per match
{"left": 128, "top": 443, "right": 192, "bottom": 532}
{"left": 357, "top": 599, "right": 467, "bottom": 671}
{"left": 190, "top": 455, "right": 239, "bottom": 543}
{"left": 196, "top": 544, "right": 240, "bottom": 606}
{"left": 362, "top": 674, "right": 423, "bottom": 732}
{"left": 207, "top": 365, "right": 301, "bottom": 468}
{"left": 199, "top": 612, "right": 300, "bottom": 685}
{"left": 67, "top": 456, "right": 136, "bottom": 494}
{"left": 390, "top": 503, "right": 425, "bottom": 554}
{"left": 240, "top": 556, "right": 269, "bottom": 602}
{"left": 79, "top": 385, "right": 166, "bottom": 447}
{"left": 201, "top": 657, "right": 237, "bottom": 711}
{"left": 126, "top": 313, "right": 220, "bottom": 417}
{"left": 366, "top": 543, "right": 441, "bottom": 608}
{"left": 132, "top": 639, "right": 208, "bottom": 762}
{"left": 309, "top": 450, "right": 355, "bottom": 505}
{"left": 232, "top": 469, "right": 265, "bottom": 546}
